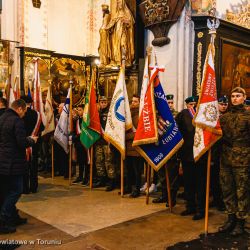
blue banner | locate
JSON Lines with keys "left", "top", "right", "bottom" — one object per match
{"left": 135, "top": 74, "right": 183, "bottom": 171}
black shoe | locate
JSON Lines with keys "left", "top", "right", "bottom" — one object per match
{"left": 129, "top": 190, "right": 140, "bottom": 198}
{"left": 180, "top": 209, "right": 196, "bottom": 216}
{"left": 192, "top": 212, "right": 205, "bottom": 220}
{"left": 81, "top": 179, "right": 89, "bottom": 186}
{"left": 0, "top": 218, "right": 16, "bottom": 234}
{"left": 218, "top": 214, "right": 236, "bottom": 233}
{"left": 166, "top": 200, "right": 176, "bottom": 208}
{"left": 11, "top": 215, "right": 27, "bottom": 226}
{"left": 72, "top": 177, "right": 83, "bottom": 184}
{"left": 118, "top": 187, "right": 132, "bottom": 195}
{"left": 105, "top": 185, "right": 114, "bottom": 192}
{"left": 92, "top": 177, "right": 106, "bottom": 188}
{"left": 152, "top": 197, "right": 167, "bottom": 203}
{"left": 230, "top": 219, "right": 245, "bottom": 236}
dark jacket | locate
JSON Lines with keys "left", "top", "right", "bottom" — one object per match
{"left": 175, "top": 109, "right": 195, "bottom": 162}
{"left": 126, "top": 106, "right": 140, "bottom": 157}
{"left": 23, "top": 107, "right": 44, "bottom": 136}
{"left": 96, "top": 106, "right": 109, "bottom": 145}
{"left": 0, "top": 109, "right": 35, "bottom": 175}
{"left": 0, "top": 108, "right": 6, "bottom": 117}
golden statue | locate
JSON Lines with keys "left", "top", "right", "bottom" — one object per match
{"left": 106, "top": 0, "right": 135, "bottom": 67}
{"left": 98, "top": 4, "right": 111, "bottom": 67}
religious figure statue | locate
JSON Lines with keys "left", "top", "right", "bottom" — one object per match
{"left": 98, "top": 4, "right": 111, "bottom": 67}
{"left": 106, "top": 0, "right": 135, "bottom": 67}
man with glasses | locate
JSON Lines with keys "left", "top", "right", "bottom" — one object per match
{"left": 219, "top": 87, "right": 250, "bottom": 236}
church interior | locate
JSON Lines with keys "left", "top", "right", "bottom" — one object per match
{"left": 0, "top": 0, "right": 249, "bottom": 249}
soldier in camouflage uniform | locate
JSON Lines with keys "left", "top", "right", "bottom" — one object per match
{"left": 219, "top": 87, "right": 250, "bottom": 236}
{"left": 94, "top": 96, "right": 116, "bottom": 191}
{"left": 152, "top": 94, "right": 179, "bottom": 207}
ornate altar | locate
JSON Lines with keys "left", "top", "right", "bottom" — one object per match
{"left": 192, "top": 16, "right": 250, "bottom": 97}
{"left": 19, "top": 47, "right": 98, "bottom": 106}
{"left": 98, "top": 67, "right": 138, "bottom": 101}
{"left": 0, "top": 40, "right": 10, "bottom": 91}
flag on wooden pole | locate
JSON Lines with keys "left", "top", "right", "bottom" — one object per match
{"left": 33, "top": 59, "right": 46, "bottom": 126}
{"left": 134, "top": 66, "right": 183, "bottom": 171}
{"left": 42, "top": 86, "right": 55, "bottom": 136}
{"left": 193, "top": 38, "right": 222, "bottom": 161}
{"left": 104, "top": 66, "right": 132, "bottom": 159}
{"left": 54, "top": 86, "right": 72, "bottom": 153}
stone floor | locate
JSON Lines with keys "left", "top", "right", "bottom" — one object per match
{"left": 1, "top": 176, "right": 248, "bottom": 250}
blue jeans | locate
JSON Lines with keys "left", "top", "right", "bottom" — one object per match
{"left": 0, "top": 175, "right": 23, "bottom": 221}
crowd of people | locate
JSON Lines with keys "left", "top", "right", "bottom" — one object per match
{"left": 0, "top": 87, "right": 249, "bottom": 236}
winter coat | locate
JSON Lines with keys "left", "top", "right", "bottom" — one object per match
{"left": 0, "top": 109, "right": 35, "bottom": 175}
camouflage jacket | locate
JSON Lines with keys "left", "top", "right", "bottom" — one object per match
{"left": 220, "top": 104, "right": 250, "bottom": 167}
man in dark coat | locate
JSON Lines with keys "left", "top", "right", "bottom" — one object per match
{"left": 175, "top": 96, "right": 207, "bottom": 220}
{"left": 21, "top": 95, "right": 44, "bottom": 193}
{"left": 0, "top": 99, "right": 37, "bottom": 234}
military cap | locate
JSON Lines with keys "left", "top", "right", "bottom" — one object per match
{"left": 166, "top": 94, "right": 174, "bottom": 100}
{"left": 185, "top": 96, "right": 197, "bottom": 104}
{"left": 99, "top": 96, "right": 107, "bottom": 101}
{"left": 218, "top": 95, "right": 228, "bottom": 104}
{"left": 245, "top": 98, "right": 250, "bottom": 106}
{"left": 20, "top": 95, "right": 33, "bottom": 103}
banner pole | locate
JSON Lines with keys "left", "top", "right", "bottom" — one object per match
{"left": 165, "top": 166, "right": 172, "bottom": 212}
{"left": 68, "top": 80, "right": 73, "bottom": 186}
{"left": 205, "top": 149, "right": 212, "bottom": 236}
{"left": 146, "top": 163, "right": 151, "bottom": 205}
{"left": 90, "top": 147, "right": 93, "bottom": 189}
{"left": 69, "top": 143, "right": 72, "bottom": 186}
{"left": 121, "top": 156, "right": 124, "bottom": 197}
{"left": 51, "top": 141, "right": 54, "bottom": 183}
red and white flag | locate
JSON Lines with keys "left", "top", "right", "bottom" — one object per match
{"left": 193, "top": 43, "right": 222, "bottom": 161}
{"left": 132, "top": 56, "right": 158, "bottom": 146}
{"left": 42, "top": 86, "right": 55, "bottom": 136}
{"left": 33, "top": 59, "right": 46, "bottom": 126}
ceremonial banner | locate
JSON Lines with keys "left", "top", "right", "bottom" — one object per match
{"left": 42, "top": 87, "right": 55, "bottom": 136}
{"left": 104, "top": 67, "right": 132, "bottom": 159}
{"left": 135, "top": 67, "right": 183, "bottom": 171}
{"left": 193, "top": 43, "right": 222, "bottom": 161}
{"left": 13, "top": 77, "right": 20, "bottom": 100}
{"left": 80, "top": 72, "right": 101, "bottom": 149}
{"left": 33, "top": 59, "right": 46, "bottom": 126}
{"left": 54, "top": 86, "right": 71, "bottom": 153}
{"left": 132, "top": 56, "right": 158, "bottom": 146}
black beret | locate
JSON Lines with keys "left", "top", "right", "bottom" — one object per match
{"left": 218, "top": 95, "right": 228, "bottom": 103}
{"left": 185, "top": 96, "right": 197, "bottom": 103}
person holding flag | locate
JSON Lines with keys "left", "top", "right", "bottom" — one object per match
{"left": 92, "top": 96, "right": 116, "bottom": 191}
{"left": 218, "top": 87, "right": 250, "bottom": 236}
{"left": 192, "top": 19, "right": 223, "bottom": 228}
{"left": 21, "top": 95, "right": 44, "bottom": 194}
{"left": 133, "top": 60, "right": 183, "bottom": 208}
